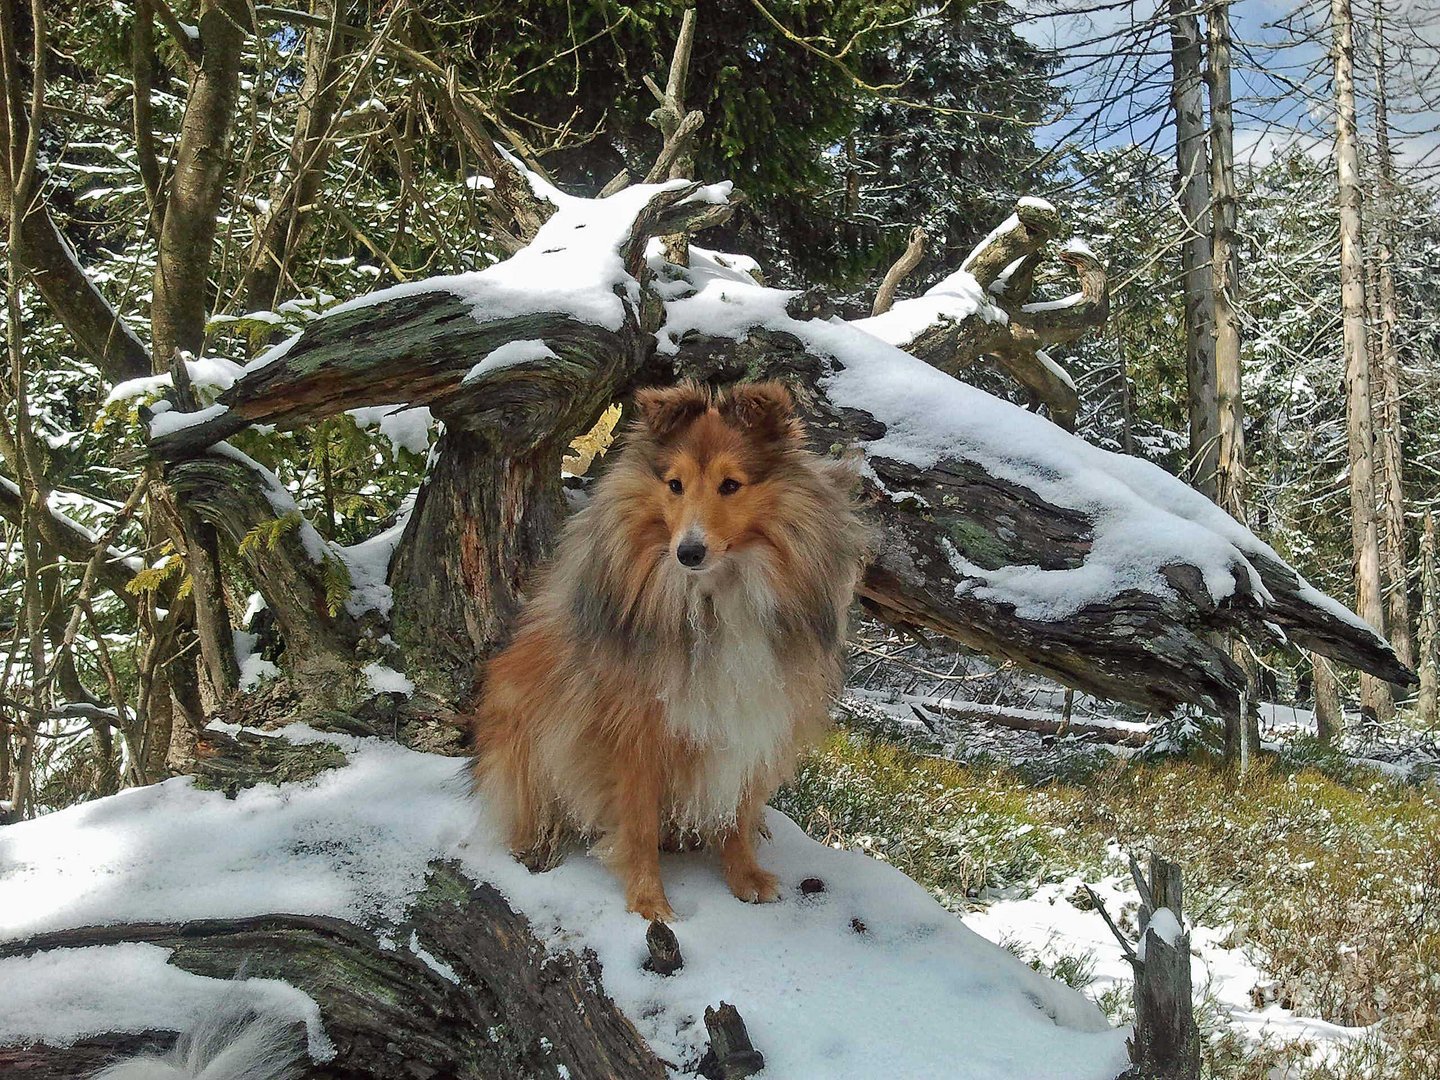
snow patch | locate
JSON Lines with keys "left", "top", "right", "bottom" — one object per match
{"left": 148, "top": 403, "right": 228, "bottom": 440}
{"left": 349, "top": 405, "right": 435, "bottom": 459}
{"left": 408, "top": 930, "right": 460, "bottom": 985}
{"left": 0, "top": 942, "right": 333, "bottom": 1060}
{"left": 461, "top": 338, "right": 558, "bottom": 385}
{"left": 361, "top": 662, "right": 413, "bottom": 697}
{"left": 233, "top": 629, "right": 279, "bottom": 692}
{"left": 0, "top": 730, "right": 1129, "bottom": 1078}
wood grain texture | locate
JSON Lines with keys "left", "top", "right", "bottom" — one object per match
{"left": 0, "top": 864, "right": 666, "bottom": 1080}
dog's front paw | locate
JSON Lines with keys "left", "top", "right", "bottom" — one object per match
{"left": 627, "top": 886, "right": 676, "bottom": 923}
{"left": 726, "top": 865, "right": 781, "bottom": 904}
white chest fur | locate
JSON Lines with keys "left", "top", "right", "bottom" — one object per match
{"left": 659, "top": 560, "right": 793, "bottom": 829}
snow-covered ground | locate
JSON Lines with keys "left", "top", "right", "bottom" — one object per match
{"left": 0, "top": 724, "right": 1130, "bottom": 1079}
{"left": 965, "top": 875, "right": 1374, "bottom": 1075}
{"left": 839, "top": 665, "right": 1400, "bottom": 1074}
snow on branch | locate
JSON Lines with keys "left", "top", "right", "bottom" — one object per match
{"left": 146, "top": 178, "right": 737, "bottom": 459}
{"left": 136, "top": 165, "right": 1408, "bottom": 714}
{"left": 853, "top": 199, "right": 1107, "bottom": 431}
{"left": 655, "top": 244, "right": 1407, "bottom": 713}
{"left": 0, "top": 476, "right": 140, "bottom": 608}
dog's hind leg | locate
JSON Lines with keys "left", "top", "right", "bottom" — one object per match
{"left": 474, "top": 726, "right": 561, "bottom": 870}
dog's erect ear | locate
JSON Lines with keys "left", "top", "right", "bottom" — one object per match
{"left": 633, "top": 382, "right": 711, "bottom": 441}
{"left": 719, "top": 381, "right": 802, "bottom": 444}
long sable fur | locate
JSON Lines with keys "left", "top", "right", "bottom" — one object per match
{"left": 470, "top": 381, "right": 870, "bottom": 920}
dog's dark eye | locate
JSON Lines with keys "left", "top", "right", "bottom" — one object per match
{"left": 668, "top": 478, "right": 683, "bottom": 494}
{"left": 718, "top": 478, "right": 741, "bottom": 496}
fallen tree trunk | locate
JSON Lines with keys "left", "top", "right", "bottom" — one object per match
{"left": 137, "top": 174, "right": 1409, "bottom": 716}
{"left": 0, "top": 721, "right": 666, "bottom": 1078}
{"left": 0, "top": 718, "right": 1131, "bottom": 1080}
{"left": 670, "top": 325, "right": 1410, "bottom": 718}
{"left": 915, "top": 700, "right": 1151, "bottom": 748}
{"left": 0, "top": 866, "right": 666, "bottom": 1079}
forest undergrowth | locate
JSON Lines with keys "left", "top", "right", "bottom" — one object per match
{"left": 777, "top": 711, "right": 1440, "bottom": 1078}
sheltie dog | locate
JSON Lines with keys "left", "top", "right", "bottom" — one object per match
{"left": 470, "top": 380, "right": 869, "bottom": 921}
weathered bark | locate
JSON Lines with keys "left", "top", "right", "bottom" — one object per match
{"left": 389, "top": 433, "right": 569, "bottom": 698}
{"left": 166, "top": 452, "right": 367, "bottom": 673}
{"left": 0, "top": 865, "right": 667, "bottom": 1079}
{"left": 1311, "top": 651, "right": 1343, "bottom": 743}
{"left": 868, "top": 201, "right": 1105, "bottom": 431}
{"left": 1369, "top": 6, "right": 1413, "bottom": 672}
{"left": 672, "top": 326, "right": 1412, "bottom": 718}
{"left": 180, "top": 505, "right": 242, "bottom": 702}
{"left": 1128, "top": 856, "right": 1200, "bottom": 1080}
{"left": 150, "top": 182, "right": 724, "bottom": 695}
{"left": 871, "top": 226, "right": 927, "bottom": 318}
{"left": 149, "top": 304, "right": 631, "bottom": 457}
{"left": 159, "top": 363, "right": 240, "bottom": 701}
{"left": 140, "top": 185, "right": 1409, "bottom": 719}
{"left": 1418, "top": 514, "right": 1438, "bottom": 728}
{"left": 1205, "top": 0, "right": 1245, "bottom": 524}
{"left": 1170, "top": 0, "right": 1218, "bottom": 498}
{"left": 1333, "top": 0, "right": 1393, "bottom": 722}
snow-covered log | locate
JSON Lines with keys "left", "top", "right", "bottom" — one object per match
{"left": 0, "top": 723, "right": 1131, "bottom": 1079}
{"left": 854, "top": 198, "right": 1106, "bottom": 431}
{"left": 137, "top": 172, "right": 1409, "bottom": 714}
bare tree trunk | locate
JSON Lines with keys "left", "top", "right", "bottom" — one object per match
{"left": 1205, "top": 1, "right": 1259, "bottom": 764}
{"left": 389, "top": 432, "right": 569, "bottom": 701}
{"left": 152, "top": 0, "right": 249, "bottom": 364}
{"left": 1369, "top": 2, "right": 1412, "bottom": 673}
{"left": 1129, "top": 855, "right": 1200, "bottom": 1079}
{"left": 1170, "top": 0, "right": 1218, "bottom": 498}
{"left": 1205, "top": 0, "right": 1245, "bottom": 522}
{"left": 1418, "top": 514, "right": 1438, "bottom": 728}
{"left": 1312, "top": 651, "right": 1343, "bottom": 743}
{"left": 148, "top": 0, "right": 252, "bottom": 700}
{"left": 1332, "top": 0, "right": 1392, "bottom": 722}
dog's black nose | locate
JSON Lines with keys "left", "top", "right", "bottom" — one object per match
{"left": 676, "top": 540, "right": 707, "bottom": 568}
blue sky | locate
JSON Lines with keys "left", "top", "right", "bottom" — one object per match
{"left": 1013, "top": 0, "right": 1440, "bottom": 177}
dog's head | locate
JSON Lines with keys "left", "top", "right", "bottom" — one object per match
{"left": 629, "top": 380, "right": 806, "bottom": 574}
